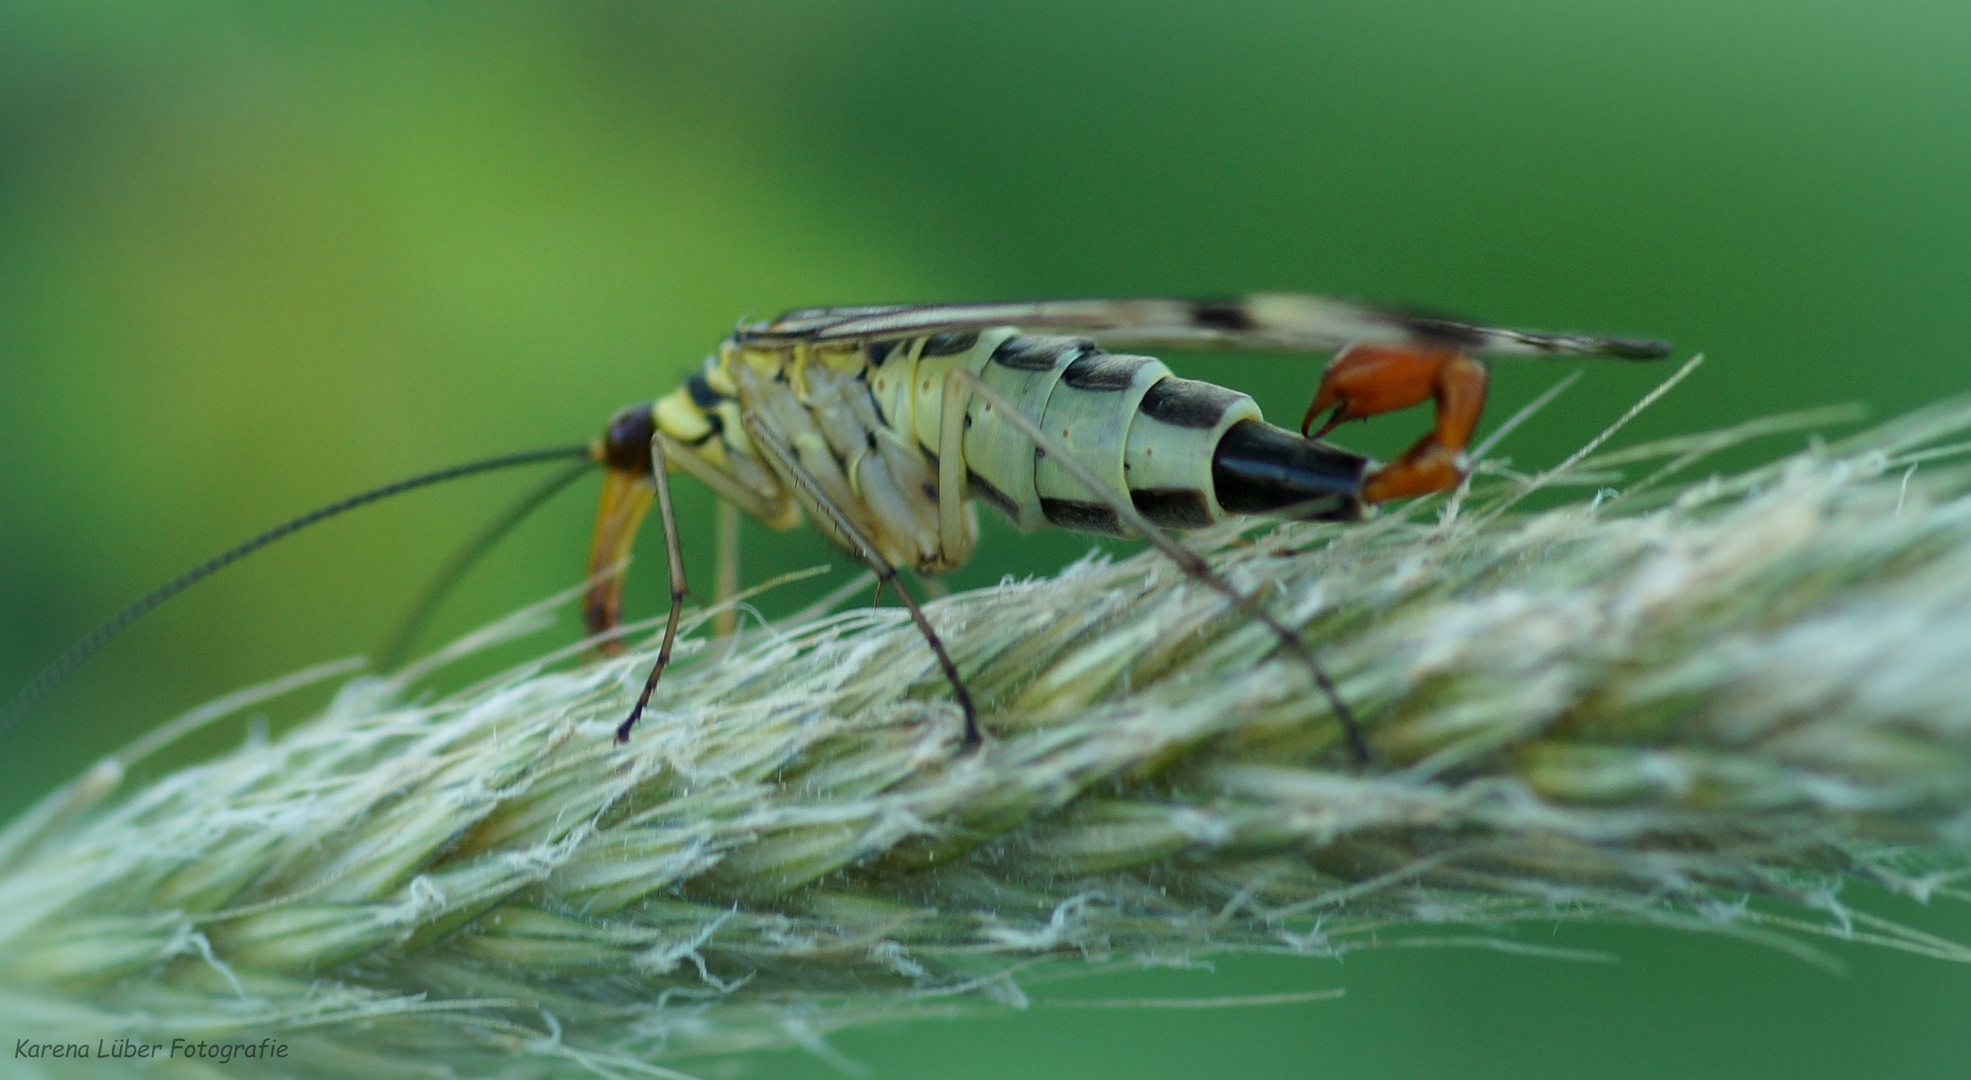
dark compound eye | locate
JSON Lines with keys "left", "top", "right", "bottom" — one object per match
{"left": 601, "top": 402, "right": 656, "bottom": 473}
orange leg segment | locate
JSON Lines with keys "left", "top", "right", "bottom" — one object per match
{"left": 1300, "top": 344, "right": 1491, "bottom": 504}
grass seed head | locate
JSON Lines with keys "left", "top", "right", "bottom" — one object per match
{"left": 5, "top": 393, "right": 1971, "bottom": 1077}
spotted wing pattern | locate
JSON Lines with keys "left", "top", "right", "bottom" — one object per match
{"left": 738, "top": 294, "right": 1671, "bottom": 359}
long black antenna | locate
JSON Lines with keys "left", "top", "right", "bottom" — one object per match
{"left": 0, "top": 443, "right": 595, "bottom": 739}
{"left": 375, "top": 456, "right": 593, "bottom": 671}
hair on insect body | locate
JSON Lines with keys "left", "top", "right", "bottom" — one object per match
{"left": 4, "top": 292, "right": 1670, "bottom": 767}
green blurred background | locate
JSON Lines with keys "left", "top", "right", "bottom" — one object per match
{"left": 2, "top": 1, "right": 1968, "bottom": 1076}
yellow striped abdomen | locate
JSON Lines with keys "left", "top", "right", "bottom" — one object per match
{"left": 870, "top": 330, "right": 1280, "bottom": 536}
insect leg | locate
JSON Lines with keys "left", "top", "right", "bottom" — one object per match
{"left": 615, "top": 433, "right": 690, "bottom": 743}
{"left": 713, "top": 498, "right": 741, "bottom": 637}
{"left": 657, "top": 431, "right": 784, "bottom": 522}
{"left": 1301, "top": 345, "right": 1491, "bottom": 502}
{"left": 740, "top": 411, "right": 981, "bottom": 747}
{"left": 947, "top": 368, "right": 1372, "bottom": 765}
{"left": 589, "top": 420, "right": 790, "bottom": 645}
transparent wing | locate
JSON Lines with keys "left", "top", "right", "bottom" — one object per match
{"left": 738, "top": 294, "right": 1671, "bottom": 359}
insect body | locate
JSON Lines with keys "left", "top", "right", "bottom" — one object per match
{"left": 587, "top": 294, "right": 1672, "bottom": 755}
{"left": 0, "top": 292, "right": 1670, "bottom": 759}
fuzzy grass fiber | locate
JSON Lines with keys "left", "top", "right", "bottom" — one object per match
{"left": 5, "top": 372, "right": 1971, "bottom": 1078}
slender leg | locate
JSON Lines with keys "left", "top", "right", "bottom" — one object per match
{"left": 656, "top": 430, "right": 784, "bottom": 522}
{"left": 741, "top": 412, "right": 981, "bottom": 746}
{"left": 948, "top": 369, "right": 1371, "bottom": 765}
{"left": 615, "top": 435, "right": 690, "bottom": 743}
{"left": 1301, "top": 345, "right": 1491, "bottom": 503}
{"left": 589, "top": 425, "right": 792, "bottom": 654}
{"left": 713, "top": 498, "right": 741, "bottom": 638}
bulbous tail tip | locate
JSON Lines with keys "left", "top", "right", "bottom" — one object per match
{"left": 1211, "top": 420, "right": 1368, "bottom": 522}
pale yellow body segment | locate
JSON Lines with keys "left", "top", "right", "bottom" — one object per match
{"left": 645, "top": 323, "right": 1280, "bottom": 582}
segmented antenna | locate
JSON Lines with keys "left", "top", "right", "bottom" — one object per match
{"left": 0, "top": 443, "right": 595, "bottom": 738}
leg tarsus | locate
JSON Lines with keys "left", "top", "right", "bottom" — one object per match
{"left": 616, "top": 436, "right": 690, "bottom": 743}
{"left": 742, "top": 411, "right": 981, "bottom": 748}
